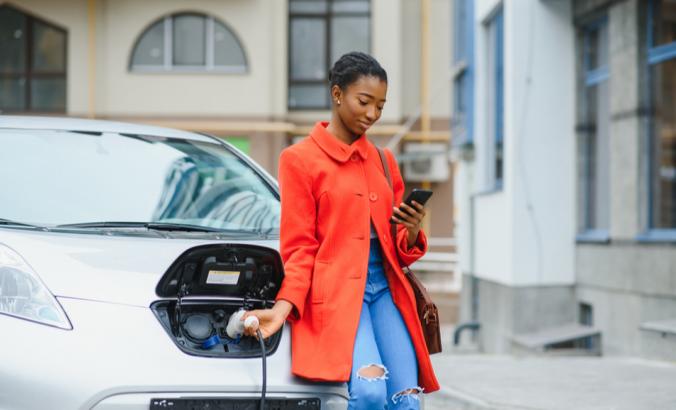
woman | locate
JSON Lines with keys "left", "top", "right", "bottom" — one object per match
{"left": 244, "top": 52, "right": 439, "bottom": 409}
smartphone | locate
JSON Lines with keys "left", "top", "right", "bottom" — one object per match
{"left": 391, "top": 189, "right": 433, "bottom": 223}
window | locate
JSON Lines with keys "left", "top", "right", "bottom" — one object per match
{"left": 646, "top": 0, "right": 676, "bottom": 231}
{"left": 579, "top": 17, "right": 610, "bottom": 234}
{"left": 130, "top": 13, "right": 247, "bottom": 73}
{"left": 0, "top": 129, "right": 279, "bottom": 234}
{"left": 452, "top": 0, "right": 474, "bottom": 147}
{"left": 0, "top": 4, "right": 66, "bottom": 113}
{"left": 288, "top": 0, "right": 371, "bottom": 110}
{"left": 485, "top": 7, "right": 503, "bottom": 189}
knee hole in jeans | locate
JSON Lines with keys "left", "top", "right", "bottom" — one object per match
{"left": 356, "top": 364, "right": 389, "bottom": 381}
{"left": 391, "top": 386, "right": 424, "bottom": 404}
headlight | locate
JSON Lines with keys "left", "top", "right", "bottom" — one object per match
{"left": 0, "top": 244, "right": 72, "bottom": 329}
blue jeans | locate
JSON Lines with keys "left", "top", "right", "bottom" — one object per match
{"left": 347, "top": 238, "right": 422, "bottom": 410}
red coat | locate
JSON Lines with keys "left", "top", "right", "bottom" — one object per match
{"left": 275, "top": 122, "right": 440, "bottom": 393}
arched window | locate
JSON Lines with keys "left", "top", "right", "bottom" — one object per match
{"left": 130, "top": 13, "right": 247, "bottom": 73}
{"left": 0, "top": 4, "right": 67, "bottom": 113}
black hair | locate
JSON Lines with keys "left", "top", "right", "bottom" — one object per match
{"left": 328, "top": 51, "right": 388, "bottom": 90}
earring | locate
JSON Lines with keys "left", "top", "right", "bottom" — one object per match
{"left": 337, "top": 100, "right": 341, "bottom": 105}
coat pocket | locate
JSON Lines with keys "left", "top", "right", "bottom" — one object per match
{"left": 311, "top": 260, "right": 328, "bottom": 304}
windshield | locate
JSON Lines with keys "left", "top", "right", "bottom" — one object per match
{"left": 0, "top": 129, "right": 280, "bottom": 235}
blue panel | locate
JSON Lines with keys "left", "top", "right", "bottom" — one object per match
{"left": 452, "top": 0, "right": 474, "bottom": 146}
{"left": 466, "top": 0, "right": 474, "bottom": 145}
{"left": 585, "top": 66, "right": 609, "bottom": 86}
{"left": 647, "top": 0, "right": 655, "bottom": 49}
{"left": 636, "top": 230, "right": 676, "bottom": 243}
{"left": 648, "top": 42, "right": 676, "bottom": 65}
{"left": 453, "top": 0, "right": 467, "bottom": 63}
{"left": 575, "top": 230, "right": 610, "bottom": 244}
{"left": 495, "top": 7, "right": 504, "bottom": 144}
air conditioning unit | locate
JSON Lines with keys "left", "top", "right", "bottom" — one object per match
{"left": 402, "top": 142, "right": 449, "bottom": 182}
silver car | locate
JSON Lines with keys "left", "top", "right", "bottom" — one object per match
{"left": 0, "top": 116, "right": 347, "bottom": 410}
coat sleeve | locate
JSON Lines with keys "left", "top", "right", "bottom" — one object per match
{"left": 385, "top": 149, "right": 428, "bottom": 266}
{"left": 274, "top": 148, "right": 318, "bottom": 321}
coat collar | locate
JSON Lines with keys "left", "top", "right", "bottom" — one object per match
{"left": 310, "top": 121, "right": 369, "bottom": 163}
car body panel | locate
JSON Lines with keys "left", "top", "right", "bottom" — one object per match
{"left": 0, "top": 227, "right": 279, "bottom": 307}
{"left": 0, "top": 297, "right": 348, "bottom": 409}
{"left": 0, "top": 116, "right": 214, "bottom": 143}
{"left": 0, "top": 116, "right": 342, "bottom": 409}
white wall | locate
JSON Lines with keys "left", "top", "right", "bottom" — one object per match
{"left": 468, "top": 0, "right": 575, "bottom": 286}
{"left": 472, "top": 0, "right": 513, "bottom": 284}
{"left": 508, "top": 0, "right": 575, "bottom": 286}
{"left": 454, "top": 160, "right": 472, "bottom": 273}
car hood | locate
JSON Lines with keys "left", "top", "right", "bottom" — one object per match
{"left": 0, "top": 228, "right": 279, "bottom": 307}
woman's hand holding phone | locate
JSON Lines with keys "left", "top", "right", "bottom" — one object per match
{"left": 391, "top": 197, "right": 429, "bottom": 249}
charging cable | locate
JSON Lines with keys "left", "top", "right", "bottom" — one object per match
{"left": 256, "top": 328, "right": 266, "bottom": 410}
{"left": 225, "top": 310, "right": 266, "bottom": 410}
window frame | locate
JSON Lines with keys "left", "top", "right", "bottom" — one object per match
{"left": 577, "top": 15, "right": 610, "bottom": 239}
{"left": 287, "top": 0, "right": 372, "bottom": 111}
{"left": 451, "top": 0, "right": 475, "bottom": 147}
{"left": 0, "top": 4, "right": 67, "bottom": 113}
{"left": 483, "top": 6, "right": 504, "bottom": 191}
{"left": 642, "top": 0, "right": 676, "bottom": 239}
{"left": 129, "top": 13, "right": 248, "bottom": 74}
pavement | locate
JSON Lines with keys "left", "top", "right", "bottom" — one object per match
{"left": 420, "top": 328, "right": 676, "bottom": 410}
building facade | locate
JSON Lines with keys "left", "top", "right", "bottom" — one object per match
{"left": 453, "top": 0, "right": 676, "bottom": 360}
{"left": 0, "top": 0, "right": 459, "bottom": 250}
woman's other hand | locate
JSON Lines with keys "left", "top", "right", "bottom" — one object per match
{"left": 391, "top": 200, "right": 426, "bottom": 248}
{"left": 242, "top": 299, "right": 293, "bottom": 339}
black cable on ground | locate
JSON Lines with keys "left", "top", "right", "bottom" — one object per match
{"left": 256, "top": 328, "right": 267, "bottom": 410}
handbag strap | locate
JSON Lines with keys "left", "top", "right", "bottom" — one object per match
{"left": 376, "top": 147, "right": 408, "bottom": 270}
{"left": 377, "top": 148, "right": 438, "bottom": 324}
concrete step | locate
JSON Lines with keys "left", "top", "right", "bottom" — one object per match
{"left": 639, "top": 318, "right": 676, "bottom": 361}
{"left": 510, "top": 323, "right": 602, "bottom": 356}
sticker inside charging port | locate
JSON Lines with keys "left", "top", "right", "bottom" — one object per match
{"left": 206, "top": 270, "right": 240, "bottom": 285}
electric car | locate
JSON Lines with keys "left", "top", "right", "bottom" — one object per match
{"left": 0, "top": 116, "right": 347, "bottom": 410}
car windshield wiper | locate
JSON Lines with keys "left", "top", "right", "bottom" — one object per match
{"left": 0, "top": 218, "right": 46, "bottom": 229}
{"left": 56, "top": 221, "right": 256, "bottom": 234}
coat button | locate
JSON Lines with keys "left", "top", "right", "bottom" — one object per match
{"left": 351, "top": 154, "right": 359, "bottom": 161}
{"left": 369, "top": 192, "right": 378, "bottom": 201}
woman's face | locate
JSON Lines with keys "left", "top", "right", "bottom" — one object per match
{"left": 333, "top": 75, "right": 387, "bottom": 136}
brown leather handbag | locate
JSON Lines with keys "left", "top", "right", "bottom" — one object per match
{"left": 377, "top": 147, "right": 442, "bottom": 354}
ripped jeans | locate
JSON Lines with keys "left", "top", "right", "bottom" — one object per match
{"left": 347, "top": 238, "right": 422, "bottom": 410}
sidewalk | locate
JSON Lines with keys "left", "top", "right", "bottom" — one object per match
{"left": 422, "top": 353, "right": 676, "bottom": 410}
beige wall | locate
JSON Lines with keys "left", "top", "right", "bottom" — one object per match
{"left": 372, "top": 0, "right": 403, "bottom": 122}
{"left": 96, "top": 0, "right": 284, "bottom": 117}
{"left": 9, "top": 0, "right": 450, "bottom": 123}
{"left": 429, "top": 0, "right": 451, "bottom": 118}
{"left": 400, "top": 0, "right": 451, "bottom": 121}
